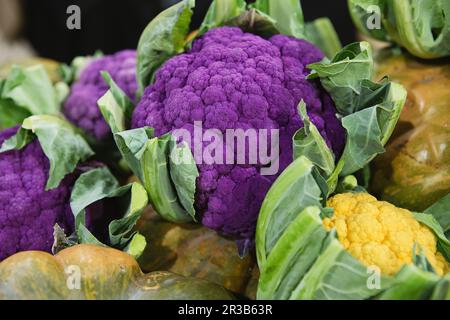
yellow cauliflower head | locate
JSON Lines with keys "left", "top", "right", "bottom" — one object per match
{"left": 323, "top": 193, "right": 449, "bottom": 276}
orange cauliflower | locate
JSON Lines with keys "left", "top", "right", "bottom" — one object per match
{"left": 323, "top": 193, "right": 449, "bottom": 276}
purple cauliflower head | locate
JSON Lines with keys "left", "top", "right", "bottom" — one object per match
{"left": 64, "top": 50, "right": 138, "bottom": 140}
{"left": 132, "top": 27, "right": 345, "bottom": 246}
{"left": 0, "top": 127, "right": 102, "bottom": 261}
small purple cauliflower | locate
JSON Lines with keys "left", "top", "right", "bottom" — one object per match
{"left": 0, "top": 127, "right": 102, "bottom": 261}
{"left": 132, "top": 27, "right": 345, "bottom": 245}
{"left": 64, "top": 50, "right": 138, "bottom": 140}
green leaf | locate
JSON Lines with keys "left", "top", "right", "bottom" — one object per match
{"left": 293, "top": 100, "right": 335, "bottom": 177}
{"left": 101, "top": 72, "right": 135, "bottom": 123}
{"left": 290, "top": 232, "right": 393, "bottom": 300}
{"left": 198, "top": 0, "right": 247, "bottom": 35}
{"left": 98, "top": 77, "right": 135, "bottom": 135}
{"left": 136, "top": 0, "right": 195, "bottom": 95}
{"left": 124, "top": 233, "right": 147, "bottom": 259}
{"left": 307, "top": 42, "right": 406, "bottom": 177}
{"left": 249, "top": 0, "right": 305, "bottom": 38}
{"left": 140, "top": 135, "right": 194, "bottom": 223}
{"left": 257, "top": 206, "right": 327, "bottom": 300}
{"left": 70, "top": 167, "right": 120, "bottom": 230}
{"left": 114, "top": 128, "right": 154, "bottom": 181}
{"left": 378, "top": 264, "right": 440, "bottom": 300}
{"left": 425, "top": 193, "right": 450, "bottom": 233}
{"left": 305, "top": 17, "right": 342, "bottom": 59}
{"left": 307, "top": 42, "right": 374, "bottom": 115}
{"left": 169, "top": 140, "right": 199, "bottom": 221}
{"left": 338, "top": 106, "right": 385, "bottom": 176}
{"left": 23, "top": 115, "right": 94, "bottom": 189}
{"left": 0, "top": 65, "right": 61, "bottom": 129}
{"left": 108, "top": 183, "right": 148, "bottom": 248}
{"left": 412, "top": 212, "right": 450, "bottom": 261}
{"left": 70, "top": 167, "right": 149, "bottom": 256}
{"left": 256, "top": 156, "right": 323, "bottom": 265}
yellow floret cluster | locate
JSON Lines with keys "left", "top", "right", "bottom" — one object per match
{"left": 323, "top": 193, "right": 449, "bottom": 276}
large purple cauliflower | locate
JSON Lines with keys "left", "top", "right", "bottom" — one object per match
{"left": 0, "top": 127, "right": 102, "bottom": 261}
{"left": 132, "top": 27, "right": 345, "bottom": 246}
{"left": 64, "top": 50, "right": 138, "bottom": 140}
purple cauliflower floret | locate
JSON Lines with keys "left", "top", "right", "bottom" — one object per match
{"left": 132, "top": 27, "right": 345, "bottom": 246}
{"left": 64, "top": 50, "right": 138, "bottom": 140}
{"left": 0, "top": 127, "right": 102, "bottom": 261}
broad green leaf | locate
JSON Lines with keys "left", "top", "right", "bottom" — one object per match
{"left": 413, "top": 212, "right": 450, "bottom": 261}
{"left": 307, "top": 42, "right": 374, "bottom": 115}
{"left": 101, "top": 72, "right": 134, "bottom": 123}
{"left": 114, "top": 128, "right": 154, "bottom": 181}
{"left": 290, "top": 233, "right": 393, "bottom": 300}
{"left": 169, "top": 140, "right": 199, "bottom": 221}
{"left": 425, "top": 194, "right": 450, "bottom": 233}
{"left": 108, "top": 183, "right": 149, "bottom": 248}
{"left": 307, "top": 41, "right": 406, "bottom": 177}
{"left": 21, "top": 115, "right": 94, "bottom": 190}
{"left": 379, "top": 82, "right": 407, "bottom": 145}
{"left": 378, "top": 264, "right": 440, "bottom": 300}
{"left": 70, "top": 167, "right": 120, "bottom": 230}
{"left": 140, "top": 136, "right": 193, "bottom": 223}
{"left": 305, "top": 17, "right": 342, "bottom": 58}
{"left": 124, "top": 233, "right": 147, "bottom": 259}
{"left": 136, "top": 0, "right": 194, "bottom": 95}
{"left": 249, "top": 0, "right": 305, "bottom": 38}
{"left": 98, "top": 84, "right": 153, "bottom": 180}
{"left": 293, "top": 100, "right": 335, "bottom": 177}
{"left": 338, "top": 106, "right": 385, "bottom": 176}
{"left": 256, "top": 156, "right": 323, "bottom": 265}
{"left": 98, "top": 74, "right": 135, "bottom": 135}
{"left": 257, "top": 207, "right": 327, "bottom": 300}
{"left": 0, "top": 65, "right": 61, "bottom": 128}
{"left": 70, "top": 167, "right": 149, "bottom": 256}
{"left": 198, "top": 0, "right": 247, "bottom": 35}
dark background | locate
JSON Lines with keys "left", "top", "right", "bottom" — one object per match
{"left": 22, "top": 0, "right": 356, "bottom": 63}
